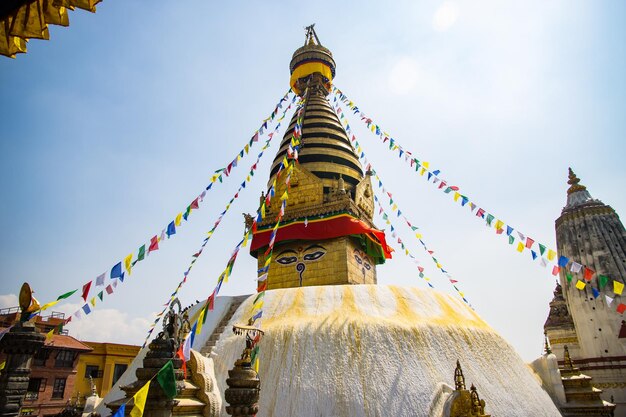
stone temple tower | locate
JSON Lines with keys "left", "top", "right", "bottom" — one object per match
{"left": 547, "top": 168, "right": 626, "bottom": 413}
{"left": 250, "top": 26, "right": 391, "bottom": 290}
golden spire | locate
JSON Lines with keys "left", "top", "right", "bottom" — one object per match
{"left": 454, "top": 359, "right": 466, "bottom": 390}
{"left": 567, "top": 168, "right": 587, "bottom": 195}
{"left": 563, "top": 345, "right": 574, "bottom": 369}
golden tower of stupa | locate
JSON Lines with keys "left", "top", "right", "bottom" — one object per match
{"left": 250, "top": 25, "right": 391, "bottom": 290}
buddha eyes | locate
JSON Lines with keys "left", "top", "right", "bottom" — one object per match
{"left": 354, "top": 253, "right": 371, "bottom": 269}
{"left": 364, "top": 263, "right": 371, "bottom": 270}
{"left": 303, "top": 251, "right": 325, "bottom": 261}
{"left": 276, "top": 256, "right": 298, "bottom": 265}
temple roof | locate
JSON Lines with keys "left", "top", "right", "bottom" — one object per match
{"left": 562, "top": 168, "right": 604, "bottom": 213}
{"left": 0, "top": 0, "right": 100, "bottom": 58}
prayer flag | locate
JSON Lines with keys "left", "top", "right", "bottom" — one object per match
{"left": 486, "top": 214, "right": 494, "bottom": 226}
{"left": 614, "top": 280, "right": 624, "bottom": 296}
{"left": 182, "top": 334, "right": 191, "bottom": 361}
{"left": 558, "top": 256, "right": 569, "bottom": 268}
{"left": 605, "top": 295, "right": 614, "bottom": 305}
{"left": 58, "top": 289, "right": 78, "bottom": 300}
{"left": 90, "top": 297, "right": 96, "bottom": 307}
{"left": 495, "top": 220, "right": 504, "bottom": 230}
{"left": 124, "top": 253, "right": 133, "bottom": 275}
{"left": 508, "top": 235, "right": 515, "bottom": 245}
{"left": 538, "top": 243, "right": 546, "bottom": 256}
{"left": 149, "top": 236, "right": 159, "bottom": 252}
{"left": 476, "top": 208, "right": 485, "bottom": 218}
{"left": 207, "top": 292, "right": 215, "bottom": 311}
{"left": 157, "top": 360, "right": 177, "bottom": 399}
{"left": 95, "top": 273, "right": 105, "bottom": 286}
{"left": 111, "top": 262, "right": 123, "bottom": 279}
{"left": 516, "top": 242, "right": 524, "bottom": 253}
{"left": 46, "top": 328, "right": 54, "bottom": 342}
{"left": 98, "top": 291, "right": 103, "bottom": 301}
{"left": 195, "top": 308, "right": 205, "bottom": 337}
{"left": 618, "top": 303, "right": 626, "bottom": 315}
{"left": 525, "top": 237, "right": 535, "bottom": 249}
{"left": 82, "top": 282, "right": 92, "bottom": 302}
{"left": 566, "top": 273, "right": 572, "bottom": 282}
{"left": 552, "top": 266, "right": 560, "bottom": 276}
{"left": 130, "top": 381, "right": 151, "bottom": 417}
{"left": 112, "top": 404, "right": 125, "bottom": 417}
{"left": 570, "top": 262, "right": 582, "bottom": 273}
{"left": 547, "top": 249, "right": 556, "bottom": 261}
{"left": 176, "top": 346, "right": 187, "bottom": 378}
{"left": 584, "top": 267, "right": 595, "bottom": 281}
{"left": 167, "top": 221, "right": 176, "bottom": 238}
{"left": 257, "top": 281, "right": 267, "bottom": 293}
{"left": 251, "top": 310, "right": 262, "bottom": 322}
{"left": 82, "top": 304, "right": 91, "bottom": 315}
{"left": 599, "top": 275, "right": 609, "bottom": 289}
{"left": 592, "top": 287, "right": 600, "bottom": 298}
{"left": 575, "top": 280, "right": 586, "bottom": 290}
{"left": 137, "top": 245, "right": 146, "bottom": 262}
{"left": 105, "top": 285, "right": 113, "bottom": 295}
{"left": 190, "top": 198, "right": 199, "bottom": 209}
{"left": 531, "top": 250, "right": 537, "bottom": 260}
{"left": 506, "top": 226, "right": 513, "bottom": 236}
{"left": 175, "top": 213, "right": 182, "bottom": 227}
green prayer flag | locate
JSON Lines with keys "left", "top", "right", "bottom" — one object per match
{"left": 97, "top": 291, "right": 103, "bottom": 301}
{"left": 566, "top": 273, "right": 573, "bottom": 282}
{"left": 538, "top": 244, "right": 546, "bottom": 256}
{"left": 250, "top": 346, "right": 260, "bottom": 364}
{"left": 508, "top": 235, "right": 515, "bottom": 245}
{"left": 137, "top": 245, "right": 146, "bottom": 261}
{"left": 157, "top": 360, "right": 177, "bottom": 399}
{"left": 599, "top": 275, "right": 609, "bottom": 289}
{"left": 486, "top": 214, "right": 494, "bottom": 226}
{"left": 57, "top": 289, "right": 78, "bottom": 300}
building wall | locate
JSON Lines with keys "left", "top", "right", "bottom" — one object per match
{"left": 21, "top": 347, "right": 83, "bottom": 417}
{"left": 73, "top": 342, "right": 140, "bottom": 404}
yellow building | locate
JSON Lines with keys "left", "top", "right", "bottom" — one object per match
{"left": 73, "top": 341, "right": 140, "bottom": 402}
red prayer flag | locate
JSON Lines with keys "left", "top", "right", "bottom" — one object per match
{"left": 149, "top": 235, "right": 159, "bottom": 252}
{"left": 525, "top": 237, "right": 535, "bottom": 249}
{"left": 552, "top": 266, "right": 560, "bottom": 276}
{"left": 449, "top": 279, "right": 458, "bottom": 284}
{"left": 190, "top": 198, "right": 199, "bottom": 209}
{"left": 617, "top": 303, "right": 626, "bottom": 314}
{"left": 176, "top": 345, "right": 187, "bottom": 378}
{"left": 257, "top": 281, "right": 268, "bottom": 293}
{"left": 105, "top": 285, "right": 113, "bottom": 295}
{"left": 417, "top": 266, "right": 424, "bottom": 273}
{"left": 207, "top": 293, "right": 215, "bottom": 311}
{"left": 82, "top": 281, "right": 92, "bottom": 302}
{"left": 584, "top": 267, "right": 595, "bottom": 281}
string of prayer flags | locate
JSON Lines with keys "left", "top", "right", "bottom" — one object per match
{"left": 333, "top": 84, "right": 626, "bottom": 311}
{"left": 332, "top": 98, "right": 472, "bottom": 304}
{"left": 140, "top": 95, "right": 298, "bottom": 347}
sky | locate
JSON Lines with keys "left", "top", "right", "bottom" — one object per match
{"left": 0, "top": 1, "right": 625, "bottom": 362}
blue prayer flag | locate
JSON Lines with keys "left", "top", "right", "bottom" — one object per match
{"left": 506, "top": 226, "right": 514, "bottom": 236}
{"left": 82, "top": 304, "right": 91, "bottom": 315}
{"left": 558, "top": 256, "right": 570, "bottom": 267}
{"left": 251, "top": 310, "right": 263, "bottom": 321}
{"left": 112, "top": 404, "right": 125, "bottom": 417}
{"left": 190, "top": 322, "right": 197, "bottom": 348}
{"left": 111, "top": 262, "right": 123, "bottom": 279}
{"left": 167, "top": 221, "right": 176, "bottom": 237}
{"left": 592, "top": 287, "right": 600, "bottom": 298}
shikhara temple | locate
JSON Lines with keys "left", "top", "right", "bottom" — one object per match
{"left": 1, "top": 20, "right": 625, "bottom": 417}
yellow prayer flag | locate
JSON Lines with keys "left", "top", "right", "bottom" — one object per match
{"left": 0, "top": 361, "right": 5, "bottom": 371}
{"left": 40, "top": 299, "right": 61, "bottom": 311}
{"left": 420, "top": 168, "right": 426, "bottom": 176}
{"left": 124, "top": 253, "right": 133, "bottom": 275}
{"left": 253, "top": 357, "right": 259, "bottom": 373}
{"left": 458, "top": 292, "right": 465, "bottom": 298}
{"left": 547, "top": 249, "right": 556, "bottom": 261}
{"left": 264, "top": 257, "right": 272, "bottom": 267}
{"left": 575, "top": 280, "right": 586, "bottom": 290}
{"left": 242, "top": 232, "right": 250, "bottom": 248}
{"left": 453, "top": 192, "right": 461, "bottom": 202}
{"left": 195, "top": 308, "right": 205, "bottom": 336}
{"left": 130, "top": 380, "right": 151, "bottom": 417}
{"left": 253, "top": 300, "right": 264, "bottom": 310}
{"left": 415, "top": 233, "right": 423, "bottom": 239}
{"left": 495, "top": 220, "right": 504, "bottom": 230}
{"left": 614, "top": 280, "right": 625, "bottom": 296}
{"left": 90, "top": 297, "right": 96, "bottom": 307}
{"left": 516, "top": 242, "right": 524, "bottom": 253}
{"left": 405, "top": 249, "right": 409, "bottom": 255}
{"left": 45, "top": 328, "right": 54, "bottom": 342}
{"left": 281, "top": 191, "right": 288, "bottom": 201}
{"left": 436, "top": 263, "right": 442, "bottom": 269}
{"left": 175, "top": 213, "right": 183, "bottom": 226}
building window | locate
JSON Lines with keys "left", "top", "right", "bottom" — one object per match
{"left": 33, "top": 348, "right": 50, "bottom": 367}
{"left": 54, "top": 350, "right": 76, "bottom": 368}
{"left": 85, "top": 365, "right": 103, "bottom": 379}
{"left": 25, "top": 378, "right": 42, "bottom": 401}
{"left": 51, "top": 378, "right": 66, "bottom": 399}
{"left": 112, "top": 364, "right": 128, "bottom": 385}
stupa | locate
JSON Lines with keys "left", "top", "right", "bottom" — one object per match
{"left": 208, "top": 27, "right": 561, "bottom": 416}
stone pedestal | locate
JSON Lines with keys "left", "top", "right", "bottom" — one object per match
{"left": 0, "top": 322, "right": 45, "bottom": 417}
{"left": 107, "top": 338, "right": 183, "bottom": 417}
{"left": 224, "top": 359, "right": 260, "bottom": 417}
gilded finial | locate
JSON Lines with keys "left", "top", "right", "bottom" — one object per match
{"left": 454, "top": 359, "right": 466, "bottom": 390}
{"left": 567, "top": 168, "right": 587, "bottom": 195}
{"left": 470, "top": 384, "right": 487, "bottom": 415}
{"left": 563, "top": 345, "right": 574, "bottom": 369}
{"left": 544, "top": 331, "right": 552, "bottom": 355}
